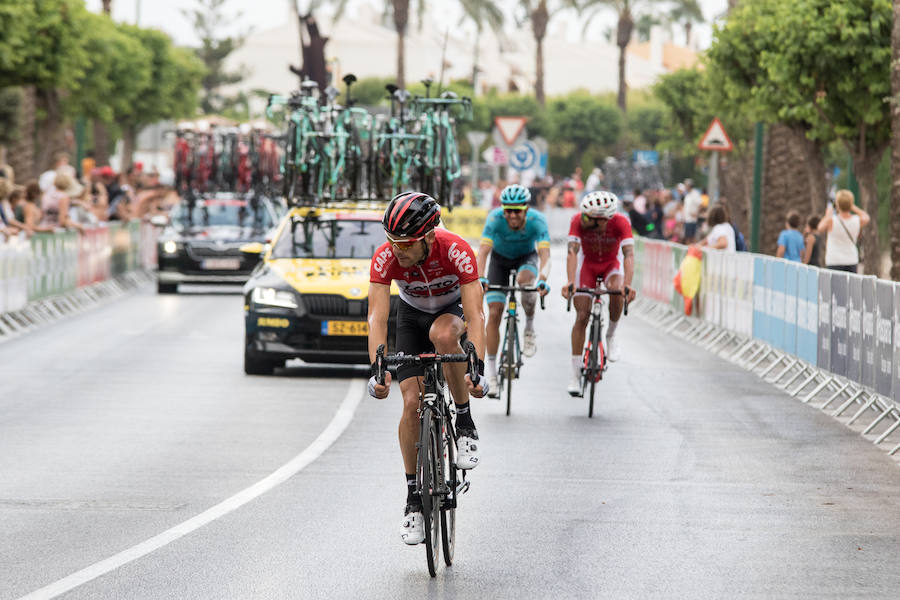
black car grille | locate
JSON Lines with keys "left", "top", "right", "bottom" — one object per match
{"left": 303, "top": 294, "right": 399, "bottom": 317}
{"left": 186, "top": 242, "right": 244, "bottom": 258}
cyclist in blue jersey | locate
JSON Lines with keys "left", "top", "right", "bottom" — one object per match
{"left": 476, "top": 184, "right": 551, "bottom": 395}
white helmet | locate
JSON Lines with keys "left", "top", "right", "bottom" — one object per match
{"left": 581, "top": 190, "right": 618, "bottom": 219}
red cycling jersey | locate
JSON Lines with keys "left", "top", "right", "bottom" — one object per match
{"left": 370, "top": 228, "right": 479, "bottom": 313}
{"left": 568, "top": 213, "right": 634, "bottom": 286}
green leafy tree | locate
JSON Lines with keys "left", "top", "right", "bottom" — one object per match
{"left": 115, "top": 26, "right": 205, "bottom": 168}
{"left": 547, "top": 92, "right": 622, "bottom": 166}
{"left": 709, "top": 0, "right": 891, "bottom": 274}
{"left": 182, "top": 0, "right": 248, "bottom": 114}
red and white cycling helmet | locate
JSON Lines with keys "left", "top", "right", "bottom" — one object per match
{"left": 581, "top": 190, "right": 618, "bottom": 219}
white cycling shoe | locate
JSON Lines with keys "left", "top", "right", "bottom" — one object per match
{"left": 607, "top": 337, "right": 621, "bottom": 362}
{"left": 400, "top": 503, "right": 425, "bottom": 545}
{"left": 487, "top": 375, "right": 499, "bottom": 398}
{"left": 522, "top": 329, "right": 537, "bottom": 357}
{"left": 567, "top": 374, "right": 582, "bottom": 397}
{"left": 456, "top": 428, "right": 480, "bottom": 469}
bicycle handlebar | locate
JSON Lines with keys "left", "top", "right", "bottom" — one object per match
{"left": 485, "top": 284, "right": 547, "bottom": 310}
{"left": 566, "top": 284, "right": 630, "bottom": 316}
{"left": 375, "top": 340, "right": 480, "bottom": 386}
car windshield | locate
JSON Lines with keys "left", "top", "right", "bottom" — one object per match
{"left": 271, "top": 218, "right": 383, "bottom": 259}
{"left": 171, "top": 199, "right": 274, "bottom": 229}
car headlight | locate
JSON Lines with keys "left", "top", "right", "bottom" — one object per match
{"left": 162, "top": 240, "right": 179, "bottom": 255}
{"left": 251, "top": 287, "right": 298, "bottom": 309}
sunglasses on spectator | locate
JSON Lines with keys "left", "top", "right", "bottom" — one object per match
{"left": 503, "top": 207, "right": 527, "bottom": 215}
{"left": 581, "top": 214, "right": 609, "bottom": 225}
{"left": 386, "top": 233, "right": 427, "bottom": 250}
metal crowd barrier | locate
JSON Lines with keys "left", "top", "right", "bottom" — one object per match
{"left": 633, "top": 238, "right": 900, "bottom": 457}
{"left": 0, "top": 221, "right": 158, "bottom": 337}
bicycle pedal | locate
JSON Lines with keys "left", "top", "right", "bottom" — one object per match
{"left": 457, "top": 480, "right": 471, "bottom": 495}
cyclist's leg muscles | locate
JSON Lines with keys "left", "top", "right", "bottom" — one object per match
{"left": 515, "top": 252, "right": 539, "bottom": 316}
{"left": 484, "top": 253, "right": 511, "bottom": 356}
{"left": 571, "top": 296, "right": 591, "bottom": 354}
{"left": 396, "top": 302, "right": 432, "bottom": 474}
{"left": 428, "top": 310, "right": 468, "bottom": 407}
{"left": 605, "top": 268, "right": 625, "bottom": 322}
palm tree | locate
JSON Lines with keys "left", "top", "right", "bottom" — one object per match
{"left": 319, "top": 0, "right": 424, "bottom": 88}
{"left": 667, "top": 0, "right": 703, "bottom": 47}
{"left": 573, "top": 0, "right": 685, "bottom": 113}
{"left": 519, "top": 0, "right": 554, "bottom": 106}
{"left": 459, "top": 0, "right": 505, "bottom": 96}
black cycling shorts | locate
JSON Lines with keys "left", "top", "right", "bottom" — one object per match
{"left": 486, "top": 250, "right": 538, "bottom": 303}
{"left": 394, "top": 299, "right": 465, "bottom": 382}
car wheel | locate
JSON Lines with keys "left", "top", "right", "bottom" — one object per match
{"left": 244, "top": 338, "right": 284, "bottom": 375}
{"left": 157, "top": 281, "right": 178, "bottom": 294}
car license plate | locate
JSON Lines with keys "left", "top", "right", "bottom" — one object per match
{"left": 201, "top": 258, "right": 241, "bottom": 270}
{"left": 322, "top": 320, "right": 368, "bottom": 336}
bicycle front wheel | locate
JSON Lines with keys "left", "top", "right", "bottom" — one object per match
{"left": 418, "top": 410, "right": 441, "bottom": 577}
{"left": 505, "top": 317, "right": 516, "bottom": 416}
{"left": 440, "top": 417, "right": 456, "bottom": 566}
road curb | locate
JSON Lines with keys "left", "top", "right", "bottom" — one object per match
{"left": 0, "top": 269, "right": 154, "bottom": 344}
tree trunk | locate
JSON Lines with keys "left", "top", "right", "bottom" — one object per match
{"left": 685, "top": 22, "right": 692, "bottom": 47}
{"left": 891, "top": 0, "right": 900, "bottom": 280}
{"left": 760, "top": 124, "right": 806, "bottom": 254}
{"left": 93, "top": 120, "right": 111, "bottom": 166}
{"left": 851, "top": 149, "right": 886, "bottom": 276}
{"left": 787, "top": 127, "right": 827, "bottom": 217}
{"left": 615, "top": 12, "right": 633, "bottom": 113}
{"left": 531, "top": 0, "right": 548, "bottom": 107}
{"left": 121, "top": 125, "right": 136, "bottom": 172}
{"left": 392, "top": 0, "right": 409, "bottom": 88}
{"left": 472, "top": 25, "right": 481, "bottom": 95}
{"left": 34, "top": 88, "right": 68, "bottom": 174}
{"left": 8, "top": 86, "right": 36, "bottom": 182}
{"left": 102, "top": 0, "right": 112, "bottom": 14}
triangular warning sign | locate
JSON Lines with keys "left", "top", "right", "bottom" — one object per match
{"left": 698, "top": 118, "right": 733, "bottom": 152}
{"left": 494, "top": 116, "right": 528, "bottom": 147}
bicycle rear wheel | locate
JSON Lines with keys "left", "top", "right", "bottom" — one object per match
{"left": 505, "top": 317, "right": 516, "bottom": 416}
{"left": 440, "top": 416, "right": 456, "bottom": 566}
{"left": 419, "top": 410, "right": 441, "bottom": 577}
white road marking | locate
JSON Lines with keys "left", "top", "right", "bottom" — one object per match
{"left": 18, "top": 379, "right": 365, "bottom": 600}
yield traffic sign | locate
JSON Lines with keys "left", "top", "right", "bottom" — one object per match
{"left": 494, "top": 116, "right": 528, "bottom": 147}
{"left": 698, "top": 118, "right": 733, "bottom": 152}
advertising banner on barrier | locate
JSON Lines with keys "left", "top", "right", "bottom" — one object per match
{"left": 737, "top": 253, "right": 754, "bottom": 337}
{"left": 753, "top": 256, "right": 768, "bottom": 343}
{"left": 830, "top": 272, "right": 849, "bottom": 378}
{"left": 875, "top": 280, "right": 893, "bottom": 397}
{"left": 846, "top": 275, "right": 863, "bottom": 384}
{"left": 768, "top": 259, "right": 785, "bottom": 351}
{"left": 798, "top": 266, "right": 818, "bottom": 365}
{"left": 817, "top": 270, "right": 832, "bottom": 371}
{"left": 783, "top": 262, "right": 799, "bottom": 356}
{"left": 861, "top": 276, "right": 877, "bottom": 389}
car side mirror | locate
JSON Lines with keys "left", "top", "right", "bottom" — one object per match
{"left": 240, "top": 242, "right": 265, "bottom": 256}
{"left": 150, "top": 215, "right": 168, "bottom": 227}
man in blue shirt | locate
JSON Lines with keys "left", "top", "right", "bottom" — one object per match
{"left": 776, "top": 210, "right": 805, "bottom": 262}
{"left": 476, "top": 184, "right": 551, "bottom": 395}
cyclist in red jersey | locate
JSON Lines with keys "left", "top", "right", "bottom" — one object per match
{"left": 367, "top": 192, "right": 487, "bottom": 546}
{"left": 561, "top": 191, "right": 637, "bottom": 395}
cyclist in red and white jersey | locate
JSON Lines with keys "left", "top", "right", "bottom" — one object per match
{"left": 560, "top": 191, "right": 637, "bottom": 395}
{"left": 367, "top": 191, "right": 487, "bottom": 545}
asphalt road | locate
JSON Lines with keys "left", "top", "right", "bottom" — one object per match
{"left": 3, "top": 274, "right": 900, "bottom": 599}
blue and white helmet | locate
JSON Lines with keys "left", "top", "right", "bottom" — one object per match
{"left": 500, "top": 184, "right": 531, "bottom": 207}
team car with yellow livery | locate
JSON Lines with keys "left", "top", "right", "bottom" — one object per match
{"left": 241, "top": 205, "right": 399, "bottom": 374}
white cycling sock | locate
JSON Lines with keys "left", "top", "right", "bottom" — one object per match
{"left": 487, "top": 355, "right": 497, "bottom": 377}
{"left": 607, "top": 319, "right": 619, "bottom": 340}
{"left": 571, "top": 355, "right": 582, "bottom": 378}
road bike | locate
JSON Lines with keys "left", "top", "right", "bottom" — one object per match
{"left": 566, "top": 277, "right": 629, "bottom": 418}
{"left": 486, "top": 269, "right": 545, "bottom": 416}
{"left": 374, "top": 341, "right": 479, "bottom": 577}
